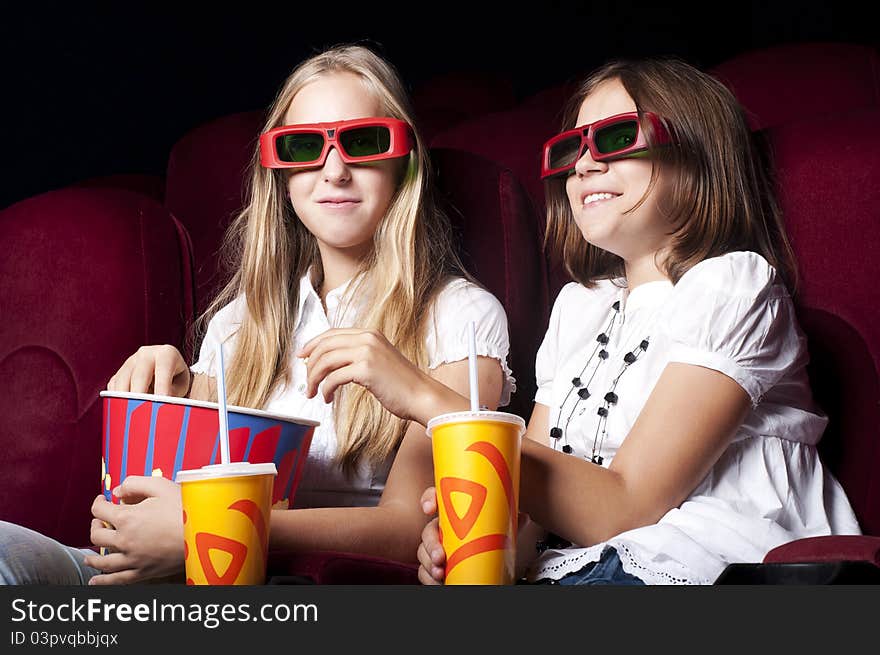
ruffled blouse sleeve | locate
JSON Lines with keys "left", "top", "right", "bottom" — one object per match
{"left": 663, "top": 251, "right": 807, "bottom": 407}
{"left": 425, "top": 278, "right": 516, "bottom": 407}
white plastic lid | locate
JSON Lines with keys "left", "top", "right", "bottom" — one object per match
{"left": 426, "top": 410, "right": 526, "bottom": 438}
{"left": 175, "top": 462, "right": 277, "bottom": 483}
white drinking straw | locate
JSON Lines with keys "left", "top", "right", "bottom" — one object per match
{"left": 468, "top": 321, "right": 480, "bottom": 413}
{"left": 216, "top": 342, "right": 231, "bottom": 464}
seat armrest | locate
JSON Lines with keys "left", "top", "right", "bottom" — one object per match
{"left": 763, "top": 535, "right": 880, "bottom": 566}
{"left": 714, "top": 536, "right": 880, "bottom": 584}
{"left": 715, "top": 560, "right": 880, "bottom": 584}
{"left": 267, "top": 550, "right": 420, "bottom": 585}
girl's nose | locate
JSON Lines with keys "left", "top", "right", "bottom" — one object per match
{"left": 573, "top": 144, "right": 608, "bottom": 177}
{"left": 322, "top": 146, "right": 351, "bottom": 183}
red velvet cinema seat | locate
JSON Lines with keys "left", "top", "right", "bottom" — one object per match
{"left": 164, "top": 109, "right": 265, "bottom": 316}
{"left": 431, "top": 83, "right": 576, "bottom": 301}
{"left": 430, "top": 83, "right": 574, "bottom": 220}
{"left": 431, "top": 147, "right": 549, "bottom": 422}
{"left": 0, "top": 187, "right": 195, "bottom": 548}
{"left": 72, "top": 173, "right": 166, "bottom": 203}
{"left": 710, "top": 42, "right": 880, "bottom": 131}
{"left": 716, "top": 108, "right": 880, "bottom": 583}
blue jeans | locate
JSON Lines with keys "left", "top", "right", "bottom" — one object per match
{"left": 0, "top": 521, "right": 99, "bottom": 585}
{"left": 538, "top": 547, "right": 646, "bottom": 586}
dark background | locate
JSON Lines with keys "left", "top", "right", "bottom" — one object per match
{"left": 1, "top": 1, "right": 875, "bottom": 210}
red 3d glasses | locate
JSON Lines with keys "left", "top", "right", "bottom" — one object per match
{"left": 541, "top": 111, "right": 671, "bottom": 179}
{"left": 260, "top": 117, "right": 414, "bottom": 169}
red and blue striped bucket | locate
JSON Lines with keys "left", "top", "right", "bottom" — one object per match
{"left": 100, "top": 391, "right": 316, "bottom": 509}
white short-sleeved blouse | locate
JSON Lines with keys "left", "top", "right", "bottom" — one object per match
{"left": 530, "top": 251, "right": 860, "bottom": 584}
{"left": 191, "top": 274, "right": 514, "bottom": 509}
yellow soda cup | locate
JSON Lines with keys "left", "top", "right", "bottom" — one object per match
{"left": 427, "top": 410, "right": 525, "bottom": 585}
{"left": 176, "top": 462, "right": 277, "bottom": 585}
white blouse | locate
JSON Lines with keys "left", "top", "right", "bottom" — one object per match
{"left": 530, "top": 251, "right": 860, "bottom": 584}
{"left": 191, "top": 274, "right": 514, "bottom": 509}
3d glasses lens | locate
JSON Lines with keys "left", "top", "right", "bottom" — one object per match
{"left": 548, "top": 135, "right": 583, "bottom": 171}
{"left": 277, "top": 133, "right": 324, "bottom": 163}
{"left": 339, "top": 126, "right": 392, "bottom": 158}
{"left": 595, "top": 120, "right": 639, "bottom": 155}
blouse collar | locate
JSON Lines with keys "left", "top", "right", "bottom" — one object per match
{"left": 296, "top": 269, "right": 362, "bottom": 329}
{"left": 621, "top": 278, "right": 674, "bottom": 316}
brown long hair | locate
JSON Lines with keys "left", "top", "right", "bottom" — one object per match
{"left": 198, "top": 44, "right": 467, "bottom": 476}
{"left": 544, "top": 58, "right": 797, "bottom": 291}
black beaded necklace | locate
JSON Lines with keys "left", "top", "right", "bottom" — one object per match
{"left": 537, "top": 294, "right": 654, "bottom": 555}
{"left": 549, "top": 297, "right": 651, "bottom": 464}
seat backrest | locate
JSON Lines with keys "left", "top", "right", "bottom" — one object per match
{"left": 431, "top": 148, "right": 549, "bottom": 420}
{"left": 430, "top": 83, "right": 573, "bottom": 217}
{"left": 766, "top": 108, "right": 880, "bottom": 535}
{"left": 0, "top": 188, "right": 195, "bottom": 546}
{"left": 711, "top": 42, "right": 880, "bottom": 130}
{"left": 165, "top": 110, "right": 265, "bottom": 316}
{"left": 412, "top": 70, "right": 517, "bottom": 143}
{"left": 72, "top": 173, "right": 166, "bottom": 203}
{"left": 430, "top": 84, "right": 576, "bottom": 301}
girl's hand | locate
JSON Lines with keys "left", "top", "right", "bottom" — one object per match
{"left": 298, "top": 328, "right": 447, "bottom": 424}
{"left": 84, "top": 476, "right": 185, "bottom": 584}
{"left": 107, "top": 345, "right": 191, "bottom": 397}
{"left": 416, "top": 487, "right": 446, "bottom": 585}
{"left": 416, "top": 486, "right": 532, "bottom": 585}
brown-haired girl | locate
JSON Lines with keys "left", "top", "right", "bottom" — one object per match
{"left": 417, "top": 58, "right": 860, "bottom": 585}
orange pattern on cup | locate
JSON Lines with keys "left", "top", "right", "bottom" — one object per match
{"left": 429, "top": 412, "right": 524, "bottom": 585}
{"left": 180, "top": 469, "right": 274, "bottom": 585}
{"left": 440, "top": 441, "right": 516, "bottom": 577}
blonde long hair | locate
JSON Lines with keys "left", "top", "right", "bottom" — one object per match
{"left": 199, "top": 45, "right": 466, "bottom": 476}
{"left": 544, "top": 58, "right": 797, "bottom": 291}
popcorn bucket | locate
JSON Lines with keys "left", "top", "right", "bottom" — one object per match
{"left": 99, "top": 391, "right": 316, "bottom": 509}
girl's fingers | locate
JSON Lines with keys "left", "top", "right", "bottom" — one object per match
{"left": 420, "top": 519, "right": 445, "bottom": 563}
{"left": 89, "top": 519, "right": 119, "bottom": 550}
{"left": 129, "top": 358, "right": 156, "bottom": 394}
{"left": 107, "top": 357, "right": 134, "bottom": 392}
{"left": 418, "top": 565, "right": 443, "bottom": 586}
{"left": 88, "top": 518, "right": 119, "bottom": 559}
{"left": 152, "top": 347, "right": 185, "bottom": 397}
{"left": 108, "top": 346, "right": 187, "bottom": 394}
{"left": 420, "top": 487, "right": 438, "bottom": 515}
{"left": 297, "top": 329, "right": 337, "bottom": 357}
{"left": 317, "top": 364, "right": 365, "bottom": 403}
{"left": 296, "top": 328, "right": 379, "bottom": 359}
{"left": 417, "top": 539, "right": 445, "bottom": 580}
{"left": 115, "top": 475, "right": 179, "bottom": 503}
{"left": 87, "top": 568, "right": 140, "bottom": 585}
{"left": 302, "top": 333, "right": 369, "bottom": 370}
{"left": 417, "top": 542, "right": 432, "bottom": 571}
{"left": 83, "top": 551, "right": 131, "bottom": 575}
{"left": 90, "top": 495, "right": 121, "bottom": 525}
{"left": 153, "top": 357, "right": 176, "bottom": 397}
{"left": 305, "top": 347, "right": 357, "bottom": 398}
{"left": 298, "top": 328, "right": 368, "bottom": 358}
